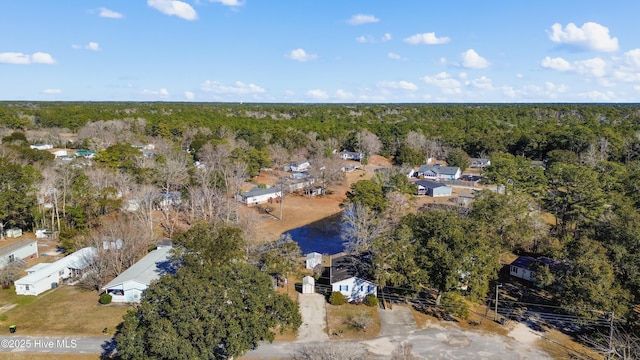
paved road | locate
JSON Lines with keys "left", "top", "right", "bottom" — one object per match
{"left": 0, "top": 304, "right": 551, "bottom": 359}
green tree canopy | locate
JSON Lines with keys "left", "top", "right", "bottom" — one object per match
{"left": 117, "top": 221, "right": 302, "bottom": 360}
{"left": 345, "top": 180, "right": 387, "bottom": 212}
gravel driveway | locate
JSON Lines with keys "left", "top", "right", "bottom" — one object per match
{"left": 296, "top": 293, "right": 329, "bottom": 342}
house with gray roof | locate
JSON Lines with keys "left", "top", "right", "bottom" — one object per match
{"left": 236, "top": 186, "right": 282, "bottom": 206}
{"left": 415, "top": 180, "right": 452, "bottom": 197}
{"left": 15, "top": 247, "right": 96, "bottom": 296}
{"left": 415, "top": 165, "right": 461, "bottom": 181}
{"left": 102, "top": 246, "right": 173, "bottom": 303}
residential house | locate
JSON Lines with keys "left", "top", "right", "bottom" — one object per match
{"left": 329, "top": 254, "right": 377, "bottom": 302}
{"left": 29, "top": 144, "right": 53, "bottom": 150}
{"left": 509, "top": 256, "right": 557, "bottom": 283}
{"left": 470, "top": 158, "right": 491, "bottom": 168}
{"left": 338, "top": 150, "right": 363, "bottom": 162}
{"left": 14, "top": 247, "right": 96, "bottom": 296}
{"left": 157, "top": 191, "right": 182, "bottom": 210}
{"left": 102, "top": 246, "right": 173, "bottom": 303}
{"left": 74, "top": 149, "right": 96, "bottom": 159}
{"left": 53, "top": 150, "right": 68, "bottom": 158}
{"left": 305, "top": 252, "right": 322, "bottom": 269}
{"left": 415, "top": 180, "right": 452, "bottom": 197}
{"left": 236, "top": 186, "right": 282, "bottom": 206}
{"left": 285, "top": 160, "right": 311, "bottom": 172}
{"left": 414, "top": 165, "right": 461, "bottom": 181}
{"left": 0, "top": 239, "right": 38, "bottom": 269}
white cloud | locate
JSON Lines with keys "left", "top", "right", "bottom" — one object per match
{"left": 307, "top": 89, "right": 329, "bottom": 100}
{"left": 422, "top": 72, "right": 462, "bottom": 94}
{"left": 142, "top": 88, "right": 170, "bottom": 98}
{"left": 387, "top": 52, "right": 406, "bottom": 61}
{"left": 540, "top": 56, "right": 572, "bottom": 71}
{"left": 99, "top": 8, "right": 123, "bottom": 19}
{"left": 147, "top": 0, "right": 197, "bottom": 21}
{"left": 347, "top": 14, "right": 379, "bottom": 25}
{"left": 573, "top": 57, "right": 608, "bottom": 77}
{"left": 470, "top": 76, "right": 493, "bottom": 90}
{"left": 335, "top": 89, "right": 354, "bottom": 100}
{"left": 356, "top": 36, "right": 374, "bottom": 43}
{"left": 201, "top": 80, "right": 265, "bottom": 94}
{"left": 184, "top": 91, "right": 195, "bottom": 100}
{"left": 382, "top": 33, "right": 392, "bottom": 42}
{"left": 0, "top": 52, "right": 56, "bottom": 64}
{"left": 458, "top": 72, "right": 468, "bottom": 79}
{"left": 73, "top": 42, "right": 101, "bottom": 51}
{"left": 41, "top": 88, "right": 62, "bottom": 94}
{"left": 210, "top": 0, "right": 243, "bottom": 6}
{"left": 634, "top": 85, "right": 640, "bottom": 91}
{"left": 548, "top": 22, "right": 619, "bottom": 52}
{"left": 377, "top": 80, "right": 418, "bottom": 91}
{"left": 461, "top": 49, "right": 490, "bottom": 69}
{"left": 286, "top": 48, "right": 318, "bottom": 62}
{"left": 403, "top": 32, "right": 450, "bottom": 45}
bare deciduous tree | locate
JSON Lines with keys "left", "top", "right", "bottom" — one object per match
{"left": 342, "top": 203, "right": 392, "bottom": 254}
{"left": 355, "top": 129, "right": 382, "bottom": 160}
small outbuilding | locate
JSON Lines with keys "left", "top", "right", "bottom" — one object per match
{"left": 302, "top": 276, "right": 315, "bottom": 294}
{"left": 5, "top": 228, "right": 22, "bottom": 238}
{"left": 305, "top": 252, "right": 322, "bottom": 270}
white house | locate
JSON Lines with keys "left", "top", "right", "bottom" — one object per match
{"left": 102, "top": 246, "right": 173, "bottom": 303}
{"left": 470, "top": 158, "right": 491, "bottom": 168}
{"left": 305, "top": 252, "right": 322, "bottom": 269}
{"left": 236, "top": 186, "right": 282, "bottom": 206}
{"left": 53, "top": 150, "right": 68, "bottom": 158}
{"left": 330, "top": 254, "right": 377, "bottom": 302}
{"left": 15, "top": 247, "right": 96, "bottom": 296}
{"left": 285, "top": 160, "right": 311, "bottom": 172}
{"left": 338, "top": 150, "right": 363, "bottom": 162}
{"left": 30, "top": 144, "right": 53, "bottom": 150}
{"left": 509, "top": 256, "right": 558, "bottom": 283}
{"left": 0, "top": 239, "right": 38, "bottom": 269}
{"left": 415, "top": 165, "right": 461, "bottom": 181}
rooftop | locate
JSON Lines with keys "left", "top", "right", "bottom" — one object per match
{"left": 330, "top": 254, "right": 373, "bottom": 284}
{"left": 103, "top": 247, "right": 173, "bottom": 289}
{"left": 0, "top": 238, "right": 38, "bottom": 258}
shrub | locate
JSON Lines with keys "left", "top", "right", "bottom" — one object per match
{"left": 363, "top": 294, "right": 378, "bottom": 307}
{"left": 329, "top": 291, "right": 346, "bottom": 305}
{"left": 345, "top": 310, "right": 373, "bottom": 331}
{"left": 440, "top": 292, "right": 469, "bottom": 319}
{"left": 99, "top": 293, "right": 112, "bottom": 305}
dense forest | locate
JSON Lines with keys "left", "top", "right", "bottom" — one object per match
{"left": 1, "top": 102, "right": 640, "bottom": 357}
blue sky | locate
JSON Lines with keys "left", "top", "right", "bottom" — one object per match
{"left": 1, "top": 1, "right": 639, "bottom": 103}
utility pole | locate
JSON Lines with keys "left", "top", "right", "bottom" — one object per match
{"left": 607, "top": 310, "right": 614, "bottom": 360}
{"left": 278, "top": 177, "right": 285, "bottom": 221}
{"left": 494, "top": 283, "right": 502, "bottom": 322}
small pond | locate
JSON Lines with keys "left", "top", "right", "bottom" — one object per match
{"left": 284, "top": 212, "right": 345, "bottom": 255}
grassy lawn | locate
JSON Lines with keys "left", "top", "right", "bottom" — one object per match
{"left": 0, "top": 285, "right": 130, "bottom": 336}
{"left": 326, "top": 303, "right": 380, "bottom": 340}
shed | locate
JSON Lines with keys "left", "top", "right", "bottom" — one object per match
{"left": 15, "top": 247, "right": 96, "bottom": 296}
{"left": 302, "top": 276, "right": 315, "bottom": 294}
{"left": 102, "top": 247, "right": 173, "bottom": 303}
{"left": 305, "top": 252, "right": 322, "bottom": 269}
{"left": 5, "top": 228, "right": 22, "bottom": 238}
